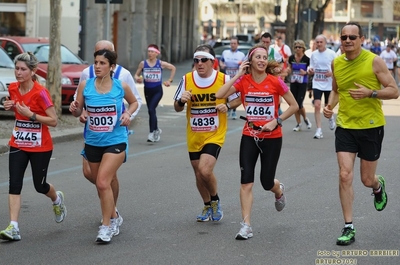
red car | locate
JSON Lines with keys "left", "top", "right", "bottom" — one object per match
{"left": 0, "top": 36, "right": 88, "bottom": 106}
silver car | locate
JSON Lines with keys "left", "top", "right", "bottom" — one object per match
{"left": 0, "top": 47, "right": 46, "bottom": 110}
{"left": 0, "top": 47, "right": 15, "bottom": 109}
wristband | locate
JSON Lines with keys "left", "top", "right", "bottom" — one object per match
{"left": 168, "top": 79, "right": 173, "bottom": 83}
{"left": 178, "top": 98, "right": 185, "bottom": 107}
{"left": 125, "top": 110, "right": 132, "bottom": 116}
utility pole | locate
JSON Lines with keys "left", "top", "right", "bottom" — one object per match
{"left": 48, "top": 0, "right": 62, "bottom": 116}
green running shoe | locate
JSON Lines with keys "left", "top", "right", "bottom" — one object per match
{"left": 0, "top": 224, "right": 21, "bottom": 241}
{"left": 373, "top": 175, "right": 387, "bottom": 211}
{"left": 336, "top": 227, "right": 356, "bottom": 246}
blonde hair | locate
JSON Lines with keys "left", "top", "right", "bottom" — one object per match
{"left": 14, "top": 52, "right": 38, "bottom": 81}
{"left": 293, "top": 39, "right": 306, "bottom": 50}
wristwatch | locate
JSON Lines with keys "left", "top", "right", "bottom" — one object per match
{"left": 29, "top": 113, "right": 37, "bottom": 121}
{"left": 370, "top": 90, "right": 378, "bottom": 98}
{"left": 276, "top": 117, "right": 283, "bottom": 127}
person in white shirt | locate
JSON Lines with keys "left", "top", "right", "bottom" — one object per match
{"left": 379, "top": 45, "right": 397, "bottom": 78}
{"left": 308, "top": 35, "right": 337, "bottom": 139}
{"left": 220, "top": 37, "right": 246, "bottom": 120}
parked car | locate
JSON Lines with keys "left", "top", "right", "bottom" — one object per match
{"left": 236, "top": 34, "right": 254, "bottom": 45}
{"left": 213, "top": 44, "right": 253, "bottom": 61}
{"left": 0, "top": 47, "right": 15, "bottom": 110}
{"left": 0, "top": 36, "right": 89, "bottom": 106}
{"left": 0, "top": 46, "right": 46, "bottom": 110}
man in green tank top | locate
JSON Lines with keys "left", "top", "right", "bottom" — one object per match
{"left": 324, "top": 22, "right": 399, "bottom": 246}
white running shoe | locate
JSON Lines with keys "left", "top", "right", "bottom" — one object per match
{"left": 147, "top": 132, "right": 155, "bottom": 142}
{"left": 313, "top": 130, "right": 323, "bottom": 139}
{"left": 329, "top": 116, "right": 336, "bottom": 130}
{"left": 110, "top": 219, "right": 119, "bottom": 236}
{"left": 235, "top": 222, "right": 253, "bottom": 240}
{"left": 53, "top": 191, "right": 67, "bottom": 223}
{"left": 293, "top": 124, "right": 301, "bottom": 132}
{"left": 275, "top": 183, "right": 286, "bottom": 212}
{"left": 96, "top": 225, "right": 113, "bottom": 243}
{"left": 153, "top": 128, "right": 162, "bottom": 142}
{"left": 304, "top": 118, "right": 312, "bottom": 129}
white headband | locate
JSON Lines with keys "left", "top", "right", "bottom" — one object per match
{"left": 193, "top": 51, "right": 214, "bottom": 60}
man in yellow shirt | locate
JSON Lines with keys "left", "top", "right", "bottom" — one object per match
{"left": 173, "top": 44, "right": 239, "bottom": 222}
{"left": 324, "top": 22, "right": 399, "bottom": 246}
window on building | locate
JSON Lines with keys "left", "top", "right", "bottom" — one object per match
{"left": 335, "top": 0, "right": 348, "bottom": 17}
{"left": 0, "top": 0, "right": 27, "bottom": 36}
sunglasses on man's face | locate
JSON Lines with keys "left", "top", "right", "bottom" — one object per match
{"left": 294, "top": 46, "right": 303, "bottom": 49}
{"left": 193, "top": 58, "right": 211, "bottom": 64}
{"left": 340, "top": 35, "right": 359, "bottom": 41}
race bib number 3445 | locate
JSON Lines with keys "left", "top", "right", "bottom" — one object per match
{"left": 13, "top": 120, "right": 42, "bottom": 147}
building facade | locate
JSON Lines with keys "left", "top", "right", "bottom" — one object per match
{"left": 0, "top": 0, "right": 200, "bottom": 72}
{"left": 200, "top": 0, "right": 400, "bottom": 42}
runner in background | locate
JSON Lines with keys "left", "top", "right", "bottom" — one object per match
{"left": 134, "top": 44, "right": 176, "bottom": 142}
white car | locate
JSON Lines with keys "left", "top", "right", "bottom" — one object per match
{"left": 0, "top": 47, "right": 15, "bottom": 110}
{"left": 0, "top": 47, "right": 46, "bottom": 110}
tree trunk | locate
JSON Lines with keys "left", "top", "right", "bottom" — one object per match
{"left": 298, "top": 0, "right": 308, "bottom": 42}
{"left": 285, "top": 0, "right": 296, "bottom": 48}
{"left": 312, "top": 0, "right": 330, "bottom": 38}
{"left": 48, "top": 0, "right": 62, "bottom": 117}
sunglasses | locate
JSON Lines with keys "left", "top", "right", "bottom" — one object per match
{"left": 340, "top": 35, "right": 359, "bottom": 41}
{"left": 193, "top": 58, "right": 211, "bottom": 64}
{"left": 294, "top": 46, "right": 303, "bottom": 49}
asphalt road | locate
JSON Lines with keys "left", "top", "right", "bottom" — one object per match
{"left": 0, "top": 61, "right": 399, "bottom": 264}
{"left": 0, "top": 101, "right": 399, "bottom": 264}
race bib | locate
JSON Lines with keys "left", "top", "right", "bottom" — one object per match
{"left": 314, "top": 69, "right": 328, "bottom": 82}
{"left": 143, "top": 68, "right": 162, "bottom": 82}
{"left": 190, "top": 107, "right": 219, "bottom": 132}
{"left": 225, "top": 68, "right": 238, "bottom": 78}
{"left": 244, "top": 95, "right": 274, "bottom": 122}
{"left": 291, "top": 71, "right": 304, "bottom": 83}
{"left": 13, "top": 120, "right": 42, "bottom": 147}
{"left": 86, "top": 104, "right": 117, "bottom": 132}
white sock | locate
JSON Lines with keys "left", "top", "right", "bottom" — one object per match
{"left": 10, "top": 221, "right": 19, "bottom": 230}
{"left": 344, "top": 223, "right": 354, "bottom": 229}
{"left": 53, "top": 195, "right": 61, "bottom": 205}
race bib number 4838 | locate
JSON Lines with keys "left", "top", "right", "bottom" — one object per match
{"left": 190, "top": 107, "right": 219, "bottom": 132}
